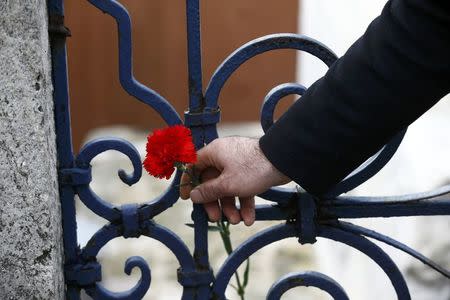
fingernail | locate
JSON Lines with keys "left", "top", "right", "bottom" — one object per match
{"left": 209, "top": 214, "right": 220, "bottom": 222}
{"left": 229, "top": 215, "right": 241, "bottom": 225}
{"left": 190, "top": 189, "right": 203, "bottom": 203}
{"left": 244, "top": 218, "right": 255, "bottom": 226}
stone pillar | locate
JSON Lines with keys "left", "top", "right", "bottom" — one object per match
{"left": 0, "top": 1, "right": 64, "bottom": 299}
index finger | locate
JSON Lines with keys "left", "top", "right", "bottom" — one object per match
{"left": 180, "top": 142, "right": 221, "bottom": 199}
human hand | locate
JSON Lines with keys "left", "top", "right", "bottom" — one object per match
{"left": 180, "top": 137, "right": 290, "bottom": 226}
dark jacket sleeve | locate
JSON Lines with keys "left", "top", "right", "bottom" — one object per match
{"left": 259, "top": 0, "right": 450, "bottom": 195}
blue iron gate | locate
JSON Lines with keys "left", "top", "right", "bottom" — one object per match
{"left": 48, "top": 0, "right": 450, "bottom": 299}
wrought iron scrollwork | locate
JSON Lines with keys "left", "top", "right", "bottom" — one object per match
{"left": 49, "top": 0, "right": 450, "bottom": 299}
{"left": 267, "top": 271, "right": 350, "bottom": 300}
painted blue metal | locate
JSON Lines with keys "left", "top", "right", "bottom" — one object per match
{"left": 212, "top": 223, "right": 411, "bottom": 299}
{"left": 261, "top": 83, "right": 307, "bottom": 133}
{"left": 186, "top": 0, "right": 204, "bottom": 112}
{"left": 48, "top": 0, "right": 450, "bottom": 299}
{"left": 85, "top": 256, "right": 151, "bottom": 300}
{"left": 296, "top": 191, "right": 317, "bottom": 244}
{"left": 267, "top": 271, "right": 349, "bottom": 300}
{"left": 86, "top": 0, "right": 181, "bottom": 127}
{"left": 337, "top": 221, "right": 450, "bottom": 279}
{"left": 321, "top": 186, "right": 450, "bottom": 218}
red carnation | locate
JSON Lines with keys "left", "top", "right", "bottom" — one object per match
{"left": 143, "top": 125, "right": 197, "bottom": 179}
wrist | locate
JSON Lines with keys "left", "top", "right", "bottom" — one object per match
{"left": 254, "top": 138, "right": 290, "bottom": 186}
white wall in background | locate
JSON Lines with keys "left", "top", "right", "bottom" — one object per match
{"left": 297, "top": 0, "right": 387, "bottom": 86}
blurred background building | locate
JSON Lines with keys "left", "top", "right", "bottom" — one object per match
{"left": 64, "top": 1, "right": 449, "bottom": 299}
{"left": 65, "top": 0, "right": 298, "bottom": 151}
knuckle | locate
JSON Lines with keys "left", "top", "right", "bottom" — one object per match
{"left": 199, "top": 183, "right": 219, "bottom": 201}
{"left": 220, "top": 176, "right": 237, "bottom": 195}
{"left": 198, "top": 187, "right": 211, "bottom": 201}
{"left": 209, "top": 138, "right": 221, "bottom": 148}
{"left": 209, "top": 138, "right": 226, "bottom": 154}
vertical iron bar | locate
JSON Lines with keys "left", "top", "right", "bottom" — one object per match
{"left": 191, "top": 205, "right": 212, "bottom": 299}
{"left": 186, "top": 0, "right": 204, "bottom": 112}
{"left": 48, "top": 0, "right": 79, "bottom": 298}
{"left": 186, "top": 1, "right": 212, "bottom": 298}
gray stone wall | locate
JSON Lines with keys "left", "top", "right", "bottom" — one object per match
{"left": 0, "top": 1, "right": 64, "bottom": 299}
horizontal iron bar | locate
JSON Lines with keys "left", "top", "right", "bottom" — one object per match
{"left": 253, "top": 196, "right": 450, "bottom": 222}
{"left": 320, "top": 197, "right": 450, "bottom": 219}
{"left": 255, "top": 204, "right": 294, "bottom": 221}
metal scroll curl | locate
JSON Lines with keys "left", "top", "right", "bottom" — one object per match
{"left": 84, "top": 256, "right": 151, "bottom": 300}
{"left": 203, "top": 33, "right": 408, "bottom": 201}
{"left": 75, "top": 138, "right": 142, "bottom": 221}
{"left": 68, "top": 0, "right": 186, "bottom": 224}
{"left": 74, "top": 138, "right": 182, "bottom": 222}
{"left": 204, "top": 33, "right": 338, "bottom": 110}
{"left": 260, "top": 82, "right": 307, "bottom": 133}
{"left": 51, "top": 0, "right": 450, "bottom": 298}
{"left": 87, "top": 0, "right": 181, "bottom": 126}
{"left": 267, "top": 271, "right": 349, "bottom": 300}
{"left": 211, "top": 223, "right": 410, "bottom": 299}
{"left": 259, "top": 80, "right": 407, "bottom": 198}
{"left": 81, "top": 220, "right": 197, "bottom": 299}
{"left": 201, "top": 33, "right": 338, "bottom": 148}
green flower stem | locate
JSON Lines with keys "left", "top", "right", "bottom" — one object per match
{"left": 217, "top": 220, "right": 249, "bottom": 300}
{"left": 178, "top": 164, "right": 250, "bottom": 299}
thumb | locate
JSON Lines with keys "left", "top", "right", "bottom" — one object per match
{"left": 190, "top": 176, "right": 228, "bottom": 203}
